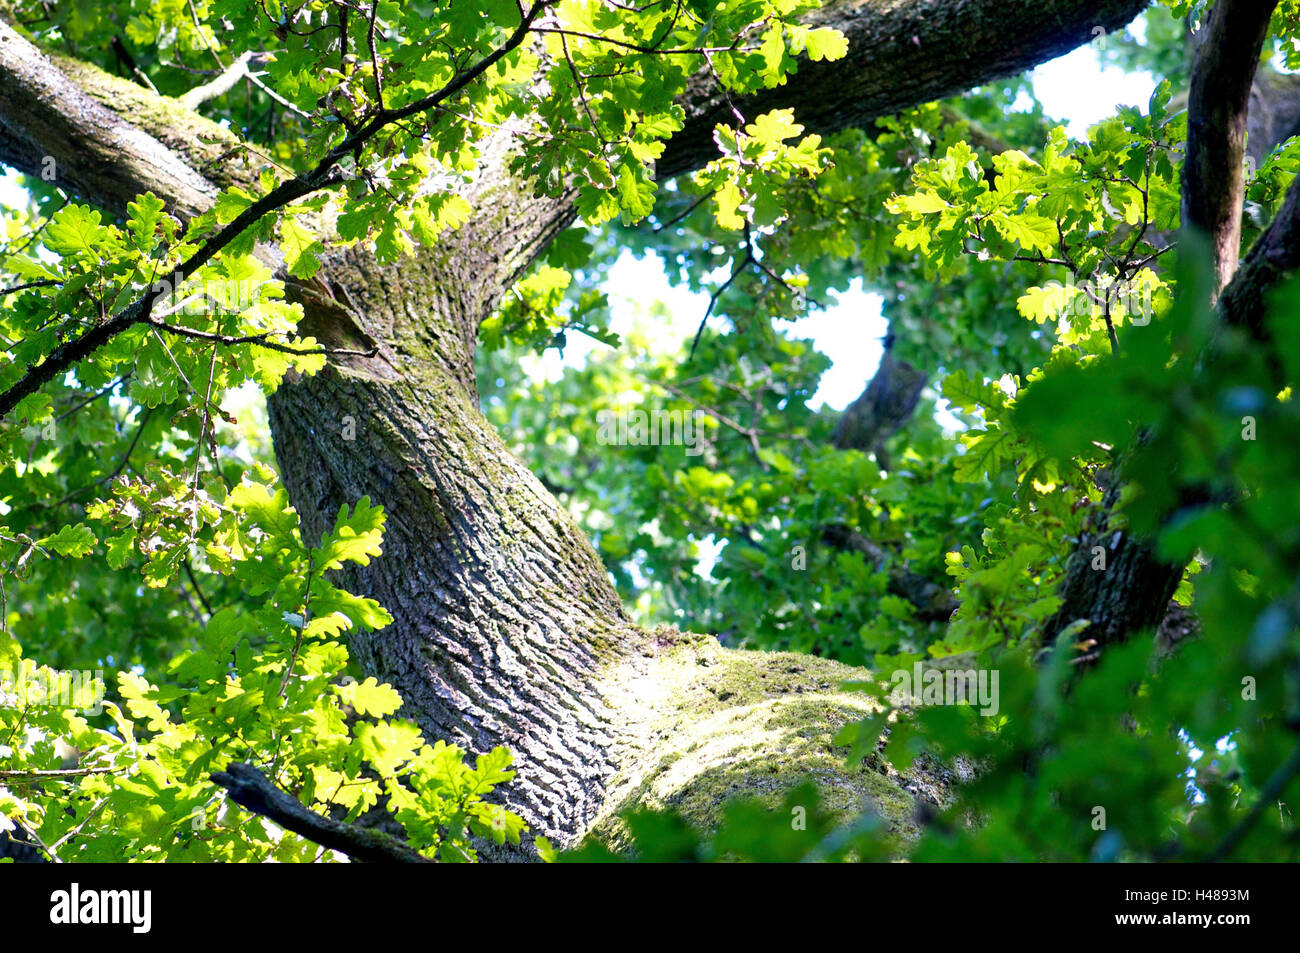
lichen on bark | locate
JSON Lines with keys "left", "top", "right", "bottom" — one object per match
{"left": 588, "top": 626, "right": 950, "bottom": 855}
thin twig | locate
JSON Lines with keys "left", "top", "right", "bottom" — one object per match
{"left": 145, "top": 319, "right": 379, "bottom": 358}
{"left": 0, "top": 765, "right": 122, "bottom": 780}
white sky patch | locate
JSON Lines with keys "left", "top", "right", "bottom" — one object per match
{"left": 0, "top": 169, "right": 26, "bottom": 208}
{"left": 1032, "top": 45, "right": 1158, "bottom": 138}
{"left": 522, "top": 250, "right": 707, "bottom": 383}
{"left": 791, "top": 281, "right": 887, "bottom": 410}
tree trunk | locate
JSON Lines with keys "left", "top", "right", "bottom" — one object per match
{"left": 1041, "top": 479, "right": 1188, "bottom": 650}
{"left": 259, "top": 155, "right": 943, "bottom": 848}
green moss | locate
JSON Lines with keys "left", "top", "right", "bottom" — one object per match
{"left": 52, "top": 54, "right": 255, "bottom": 191}
{"left": 592, "top": 626, "right": 951, "bottom": 856}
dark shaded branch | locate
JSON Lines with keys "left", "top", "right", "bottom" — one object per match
{"left": 181, "top": 557, "right": 214, "bottom": 616}
{"left": 689, "top": 245, "right": 751, "bottom": 359}
{"left": 145, "top": 318, "right": 379, "bottom": 357}
{"left": 210, "top": 762, "right": 431, "bottom": 863}
{"left": 831, "top": 339, "right": 925, "bottom": 469}
{"left": 1218, "top": 166, "right": 1300, "bottom": 345}
{"left": 0, "top": 161, "right": 327, "bottom": 422}
{"left": 1040, "top": 3, "right": 1300, "bottom": 653}
{"left": 0, "top": 279, "right": 60, "bottom": 295}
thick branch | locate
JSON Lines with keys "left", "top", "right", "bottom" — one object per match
{"left": 657, "top": 0, "right": 1150, "bottom": 178}
{"left": 831, "top": 342, "right": 925, "bottom": 467}
{"left": 0, "top": 19, "right": 219, "bottom": 218}
{"left": 1042, "top": 4, "right": 1294, "bottom": 650}
{"left": 3, "top": 2, "right": 1149, "bottom": 218}
{"left": 1181, "top": 0, "right": 1278, "bottom": 293}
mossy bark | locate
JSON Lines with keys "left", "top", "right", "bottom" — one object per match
{"left": 260, "top": 164, "right": 950, "bottom": 850}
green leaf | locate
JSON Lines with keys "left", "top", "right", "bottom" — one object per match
{"left": 343, "top": 676, "right": 403, "bottom": 717}
{"left": 38, "top": 524, "right": 97, "bottom": 558}
{"left": 280, "top": 216, "right": 324, "bottom": 279}
{"left": 213, "top": 187, "right": 255, "bottom": 225}
{"left": 43, "top": 205, "right": 112, "bottom": 258}
{"left": 805, "top": 27, "right": 848, "bottom": 62}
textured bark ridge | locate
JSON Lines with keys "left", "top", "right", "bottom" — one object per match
{"left": 268, "top": 357, "right": 638, "bottom": 842}
{"left": 263, "top": 165, "right": 943, "bottom": 847}
{"left": 1042, "top": 478, "right": 1187, "bottom": 651}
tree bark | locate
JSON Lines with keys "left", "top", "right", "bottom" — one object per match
{"left": 1042, "top": 476, "right": 1188, "bottom": 650}
{"left": 1182, "top": 0, "right": 1279, "bottom": 293}
{"left": 0, "top": 1, "right": 1151, "bottom": 854}
{"left": 1042, "top": 1, "right": 1287, "bottom": 652}
{"left": 831, "top": 336, "right": 927, "bottom": 469}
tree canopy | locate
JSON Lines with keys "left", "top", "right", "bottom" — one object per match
{"left": 1, "top": 0, "right": 1300, "bottom": 863}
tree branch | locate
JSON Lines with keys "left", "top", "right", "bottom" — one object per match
{"left": 210, "top": 762, "right": 431, "bottom": 863}
{"left": 144, "top": 318, "right": 379, "bottom": 358}
{"left": 0, "top": 18, "right": 220, "bottom": 218}
{"left": 0, "top": 765, "right": 121, "bottom": 780}
{"left": 657, "top": 0, "right": 1150, "bottom": 179}
{"left": 1206, "top": 737, "right": 1300, "bottom": 862}
{"left": 176, "top": 51, "right": 257, "bottom": 110}
{"left": 1182, "top": 0, "right": 1279, "bottom": 294}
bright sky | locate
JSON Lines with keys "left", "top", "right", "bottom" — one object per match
{"left": 0, "top": 35, "right": 1157, "bottom": 412}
